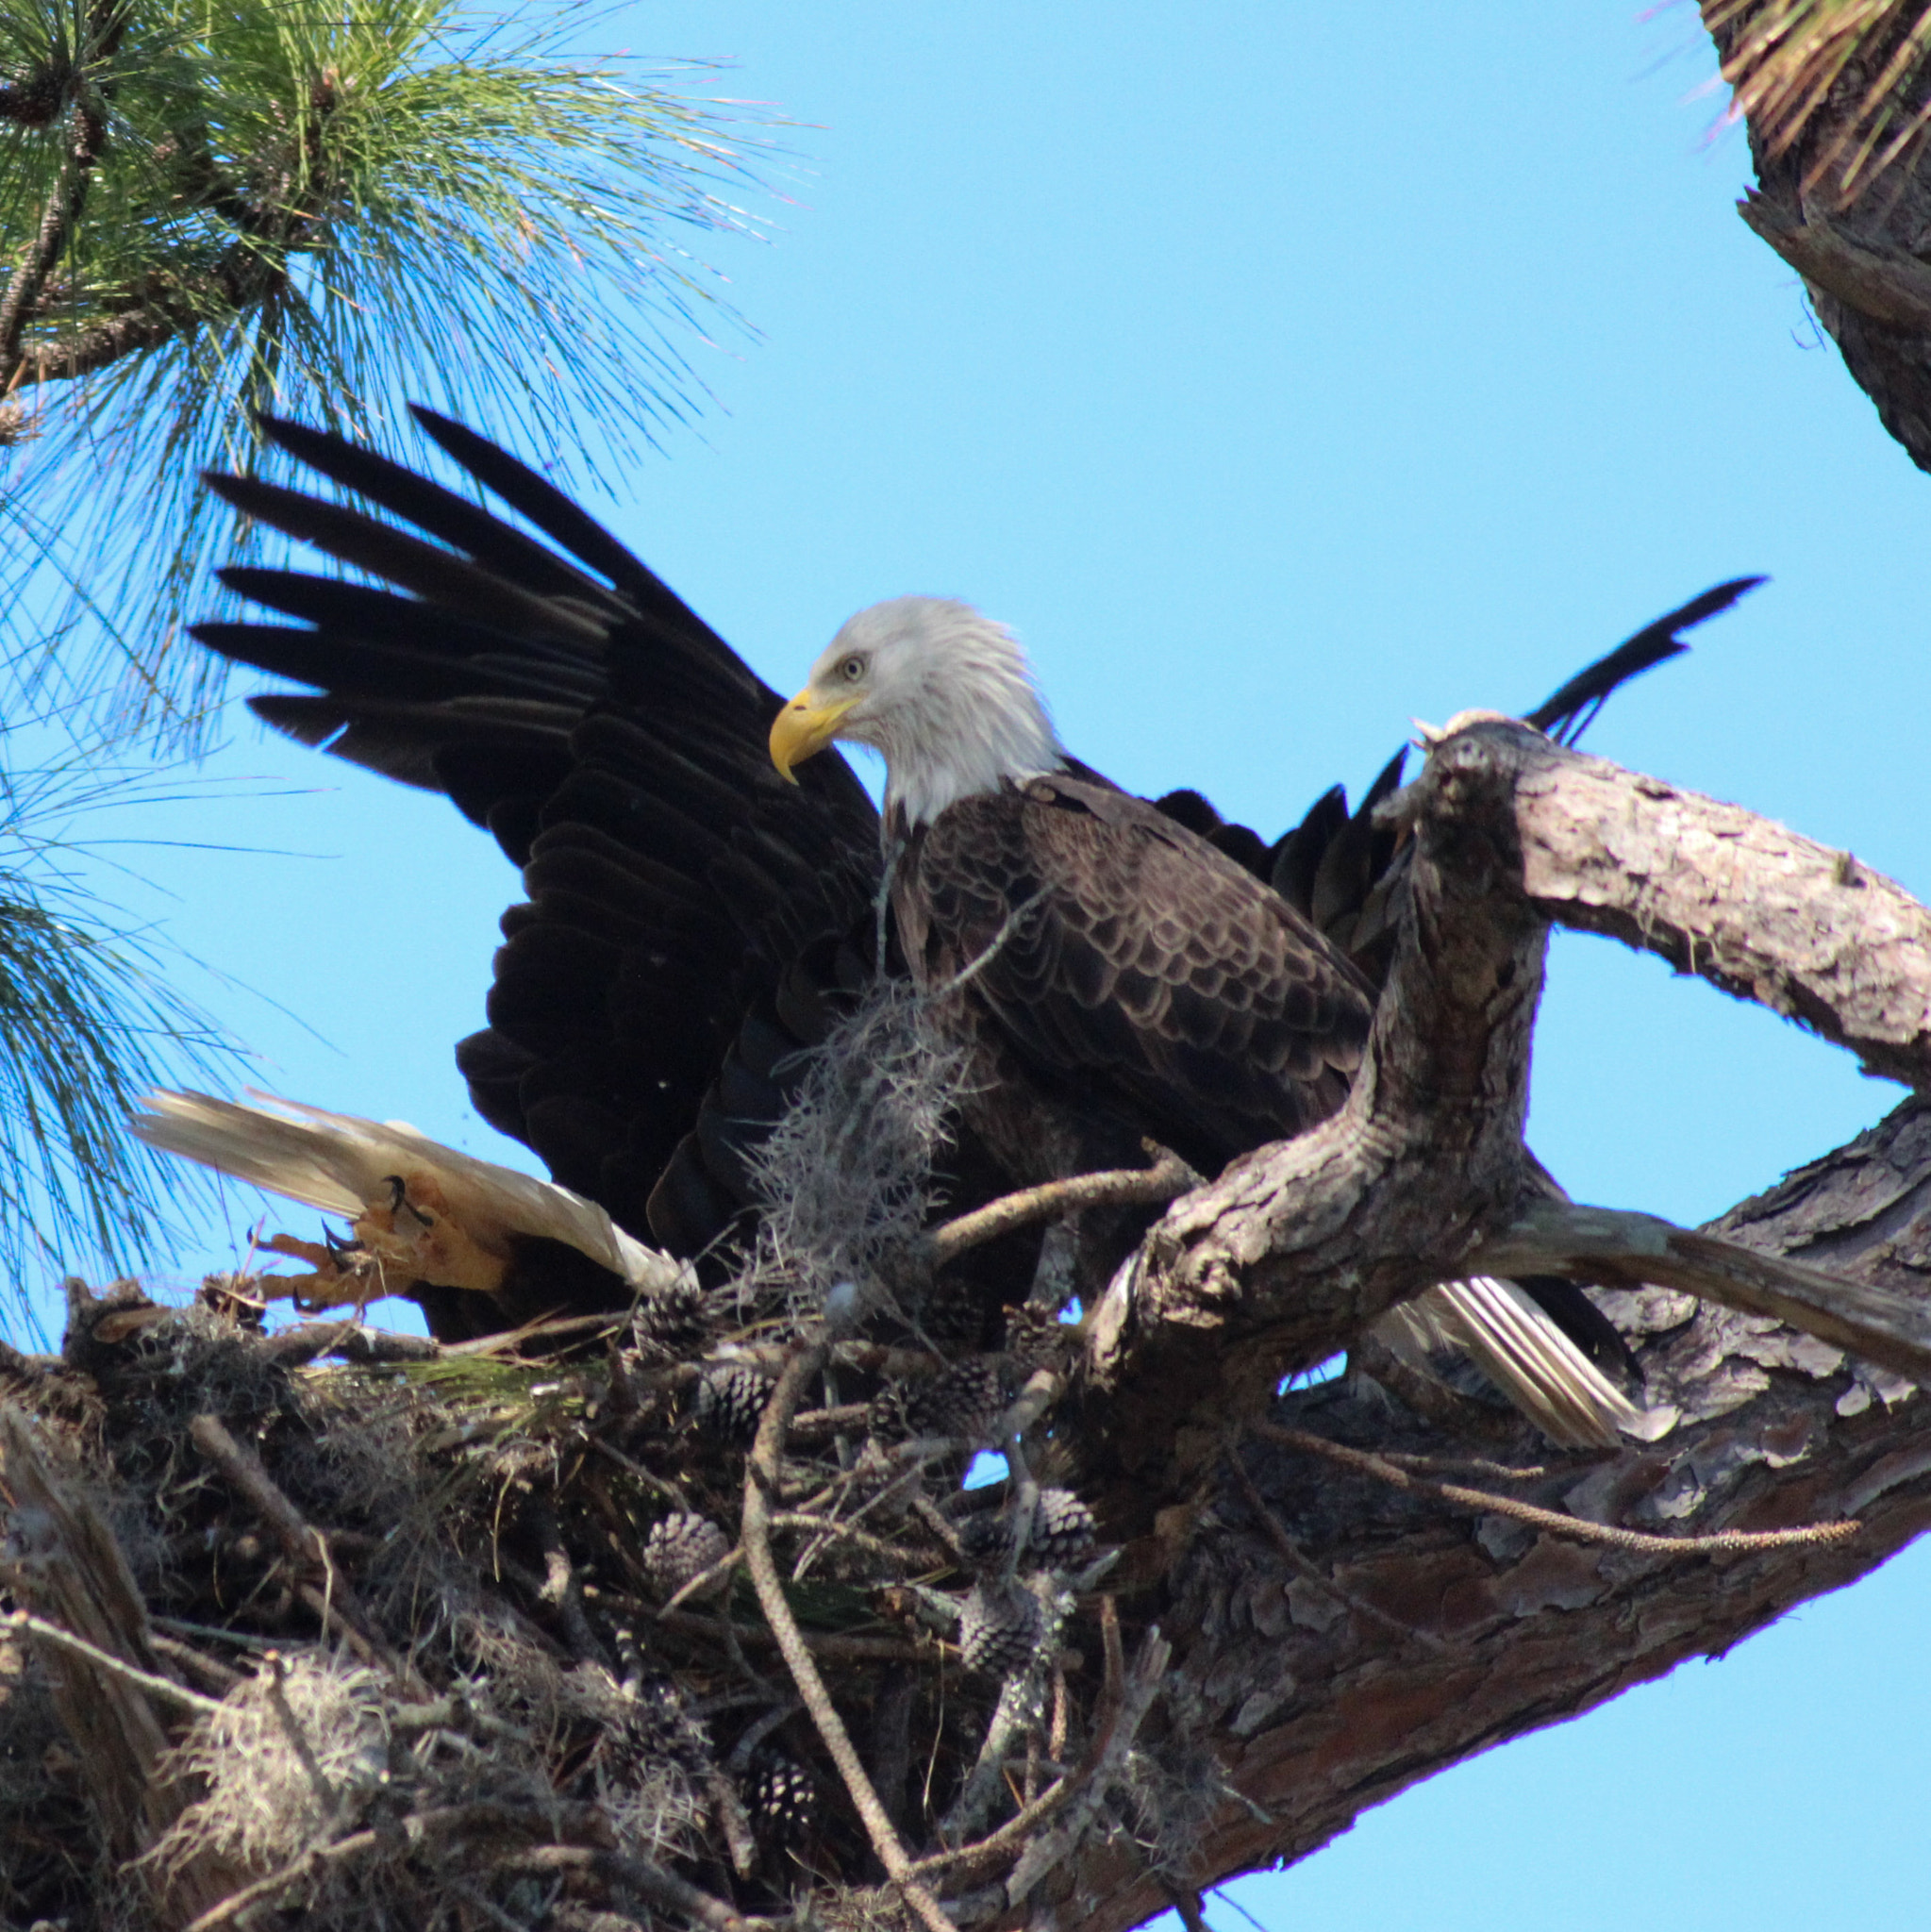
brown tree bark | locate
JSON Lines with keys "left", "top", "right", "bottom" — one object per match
{"left": 1705, "top": 1, "right": 1931, "bottom": 475}
{"left": 1027, "top": 718, "right": 1931, "bottom": 1931}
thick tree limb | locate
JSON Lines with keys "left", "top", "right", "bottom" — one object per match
{"left": 1044, "top": 1093, "right": 1931, "bottom": 1932}
{"left": 1080, "top": 720, "right": 1931, "bottom": 1517}
{"left": 1468, "top": 1199, "right": 1931, "bottom": 1382}
{"left": 1506, "top": 725, "right": 1931, "bottom": 1086}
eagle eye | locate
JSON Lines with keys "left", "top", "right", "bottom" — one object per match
{"left": 840, "top": 655, "right": 865, "bottom": 683}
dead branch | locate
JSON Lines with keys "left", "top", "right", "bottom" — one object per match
{"left": 1468, "top": 1198, "right": 1931, "bottom": 1382}
{"left": 260, "top": 1321, "right": 440, "bottom": 1369}
{"left": 741, "top": 1340, "right": 957, "bottom": 1932}
{"left": 504, "top": 1845, "right": 777, "bottom": 1932}
{"left": 1252, "top": 1421, "right": 1861, "bottom": 1557}
{"left": 186, "top": 1413, "right": 398, "bottom": 1674}
{"left": 4, "top": 1609, "right": 225, "bottom": 1720}
{"left": 920, "top": 1155, "right": 1195, "bottom": 1270}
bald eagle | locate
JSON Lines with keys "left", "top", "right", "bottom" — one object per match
{"left": 168, "top": 410, "right": 1755, "bottom": 1441}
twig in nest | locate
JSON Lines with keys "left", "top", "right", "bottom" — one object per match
{"left": 1004, "top": 1613, "right": 1172, "bottom": 1905}
{"left": 741, "top": 1339, "right": 957, "bottom": 1932}
{"left": 652, "top": 1605, "right": 936, "bottom": 1663}
{"left": 524, "top": 1495, "right": 612, "bottom": 1669}
{"left": 788, "top": 1400, "right": 877, "bottom": 1442}
{"left": 260, "top": 1320, "right": 440, "bottom": 1368}
{"left": 707, "top": 1766, "right": 760, "bottom": 1877}
{"left": 450, "top": 1878, "right": 537, "bottom": 1932}
{"left": 1225, "top": 1443, "right": 1449, "bottom": 1653}
{"left": 440, "top": 1310, "right": 627, "bottom": 1357}
{"left": 147, "top": 1630, "right": 245, "bottom": 1694}
{"left": 186, "top": 1413, "right": 407, "bottom": 1674}
{"left": 177, "top": 1800, "right": 608, "bottom": 1932}
{"left": 1165, "top": 1887, "right": 1211, "bottom": 1932}
{"left": 291, "top": 1584, "right": 392, "bottom": 1674}
{"left": 725, "top": 1696, "right": 805, "bottom": 1771}
{"left": 1369, "top": 1447, "right": 1554, "bottom": 1483}
{"left": 658, "top": 1547, "right": 744, "bottom": 1614}
{"left": 4, "top": 1608, "right": 226, "bottom": 1720}
{"left": 507, "top": 1843, "right": 778, "bottom": 1932}
{"left": 263, "top": 1650, "right": 340, "bottom": 1816}
{"left": 913, "top": 1596, "right": 1127, "bottom": 1883}
{"left": 774, "top": 1509, "right": 942, "bottom": 1580}
{"left": 919, "top": 1152, "right": 1194, "bottom": 1270}
{"left": 589, "top": 1435, "right": 691, "bottom": 1510}
{"left": 1253, "top": 1420, "right": 1864, "bottom": 1555}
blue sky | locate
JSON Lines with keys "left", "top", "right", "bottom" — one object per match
{"left": 21, "top": 3, "right": 1931, "bottom": 1925}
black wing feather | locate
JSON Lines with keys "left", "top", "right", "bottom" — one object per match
{"left": 192, "top": 414, "right": 882, "bottom": 1327}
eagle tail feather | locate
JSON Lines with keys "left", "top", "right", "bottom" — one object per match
{"left": 1372, "top": 1275, "right": 1644, "bottom": 1449}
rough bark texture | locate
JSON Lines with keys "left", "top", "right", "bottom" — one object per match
{"left": 1051, "top": 1095, "right": 1931, "bottom": 1932}
{"left": 1706, "top": 1, "right": 1931, "bottom": 475}
{"left": 1032, "top": 718, "right": 1931, "bottom": 1929}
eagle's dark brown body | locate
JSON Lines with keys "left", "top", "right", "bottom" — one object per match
{"left": 895, "top": 774, "right": 1372, "bottom": 1184}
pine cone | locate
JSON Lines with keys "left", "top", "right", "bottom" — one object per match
{"left": 957, "top": 1580, "right": 1043, "bottom": 1677}
{"left": 1029, "top": 1489, "right": 1096, "bottom": 1566}
{"left": 955, "top": 1509, "right": 1013, "bottom": 1570}
{"left": 633, "top": 1276, "right": 712, "bottom": 1357}
{"left": 955, "top": 1488, "right": 1095, "bottom": 1573}
{"left": 3, "top": 66, "right": 65, "bottom": 126}
{"left": 626, "top": 1674, "right": 714, "bottom": 1774}
{"left": 904, "top": 1358, "right": 1006, "bottom": 1445}
{"left": 642, "top": 1511, "right": 731, "bottom": 1598}
{"left": 1003, "top": 1304, "right": 1071, "bottom": 1373}
{"left": 693, "top": 1362, "right": 772, "bottom": 1442}
{"left": 741, "top": 1752, "right": 817, "bottom": 1845}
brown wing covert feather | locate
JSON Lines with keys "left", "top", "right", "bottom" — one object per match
{"left": 903, "top": 774, "right": 1374, "bottom": 1172}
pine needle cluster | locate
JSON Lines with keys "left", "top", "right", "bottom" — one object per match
{"left": 0, "top": 738, "right": 240, "bottom": 1321}
{"left": 0, "top": 0, "right": 780, "bottom": 733}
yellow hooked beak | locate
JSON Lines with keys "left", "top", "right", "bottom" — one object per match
{"left": 769, "top": 687, "right": 857, "bottom": 782}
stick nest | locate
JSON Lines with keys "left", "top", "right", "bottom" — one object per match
{"left": 0, "top": 989, "right": 1194, "bottom": 1932}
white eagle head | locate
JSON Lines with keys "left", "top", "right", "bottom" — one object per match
{"left": 769, "top": 594, "right": 1064, "bottom": 828}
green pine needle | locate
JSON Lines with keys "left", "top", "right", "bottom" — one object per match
{"left": 0, "top": 736, "right": 246, "bottom": 1331}
{"left": 0, "top": 0, "right": 782, "bottom": 736}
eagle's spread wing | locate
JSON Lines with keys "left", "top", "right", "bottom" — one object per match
{"left": 195, "top": 411, "right": 883, "bottom": 1260}
{"left": 185, "top": 411, "right": 1725, "bottom": 1440}
{"left": 1160, "top": 576, "right": 1766, "bottom": 979}
{"left": 901, "top": 773, "right": 1374, "bottom": 1172}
